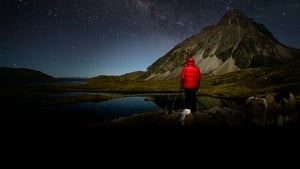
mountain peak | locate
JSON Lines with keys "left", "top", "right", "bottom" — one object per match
{"left": 219, "top": 10, "right": 253, "bottom": 26}
{"left": 218, "top": 10, "right": 277, "bottom": 41}
{"left": 145, "top": 10, "right": 300, "bottom": 80}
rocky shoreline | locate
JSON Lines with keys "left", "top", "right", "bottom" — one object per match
{"left": 84, "top": 91, "right": 300, "bottom": 127}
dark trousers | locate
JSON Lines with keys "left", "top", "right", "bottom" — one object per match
{"left": 184, "top": 88, "right": 197, "bottom": 112}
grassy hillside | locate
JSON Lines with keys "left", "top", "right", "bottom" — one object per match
{"left": 3, "top": 63, "right": 298, "bottom": 104}
{"left": 84, "top": 64, "right": 300, "bottom": 99}
{"left": 200, "top": 65, "right": 300, "bottom": 98}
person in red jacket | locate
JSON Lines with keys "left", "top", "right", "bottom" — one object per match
{"left": 180, "top": 56, "right": 201, "bottom": 113}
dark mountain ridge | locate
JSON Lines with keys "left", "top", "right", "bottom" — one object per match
{"left": 0, "top": 67, "right": 54, "bottom": 84}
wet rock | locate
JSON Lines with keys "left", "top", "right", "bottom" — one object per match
{"left": 245, "top": 92, "right": 298, "bottom": 126}
{"left": 245, "top": 96, "right": 268, "bottom": 126}
{"left": 178, "top": 109, "right": 191, "bottom": 125}
{"left": 198, "top": 107, "right": 243, "bottom": 126}
{"left": 162, "top": 109, "right": 195, "bottom": 126}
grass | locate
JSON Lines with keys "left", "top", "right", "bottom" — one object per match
{"left": 1, "top": 64, "right": 299, "bottom": 105}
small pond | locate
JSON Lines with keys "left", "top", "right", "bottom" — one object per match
{"left": 45, "top": 93, "right": 243, "bottom": 121}
{"left": 50, "top": 96, "right": 162, "bottom": 120}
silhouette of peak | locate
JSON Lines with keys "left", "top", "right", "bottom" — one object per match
{"left": 218, "top": 10, "right": 278, "bottom": 42}
{"left": 219, "top": 10, "right": 254, "bottom": 26}
{"left": 145, "top": 10, "right": 300, "bottom": 80}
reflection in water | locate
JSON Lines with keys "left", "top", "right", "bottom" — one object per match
{"left": 2, "top": 89, "right": 245, "bottom": 125}
{"left": 55, "top": 97, "right": 161, "bottom": 120}
{"left": 96, "top": 97, "right": 161, "bottom": 119}
{"left": 52, "top": 95, "right": 239, "bottom": 120}
{"left": 45, "top": 91, "right": 117, "bottom": 98}
{"left": 47, "top": 94, "right": 240, "bottom": 121}
{"left": 152, "top": 94, "right": 185, "bottom": 111}
{"left": 152, "top": 94, "right": 242, "bottom": 111}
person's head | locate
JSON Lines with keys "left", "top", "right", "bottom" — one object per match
{"left": 186, "top": 56, "right": 195, "bottom": 65}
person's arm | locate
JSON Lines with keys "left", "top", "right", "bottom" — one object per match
{"left": 180, "top": 67, "right": 185, "bottom": 88}
{"left": 197, "top": 67, "right": 201, "bottom": 85}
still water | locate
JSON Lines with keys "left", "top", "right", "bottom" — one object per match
{"left": 48, "top": 94, "right": 240, "bottom": 121}
{"left": 4, "top": 90, "right": 242, "bottom": 122}
{"left": 52, "top": 96, "right": 162, "bottom": 120}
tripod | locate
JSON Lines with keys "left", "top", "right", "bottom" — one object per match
{"left": 169, "top": 88, "right": 184, "bottom": 113}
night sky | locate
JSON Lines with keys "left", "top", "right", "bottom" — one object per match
{"left": 1, "top": 0, "right": 300, "bottom": 77}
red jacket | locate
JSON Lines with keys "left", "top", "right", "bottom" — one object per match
{"left": 180, "top": 57, "right": 201, "bottom": 89}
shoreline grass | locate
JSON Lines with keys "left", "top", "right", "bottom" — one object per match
{"left": 1, "top": 65, "right": 299, "bottom": 105}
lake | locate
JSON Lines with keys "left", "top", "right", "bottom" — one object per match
{"left": 47, "top": 96, "right": 162, "bottom": 121}
{"left": 38, "top": 79, "right": 240, "bottom": 121}
{"left": 44, "top": 93, "right": 242, "bottom": 122}
{"left": 1, "top": 80, "right": 243, "bottom": 123}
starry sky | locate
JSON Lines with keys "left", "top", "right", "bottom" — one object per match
{"left": 1, "top": 0, "right": 300, "bottom": 77}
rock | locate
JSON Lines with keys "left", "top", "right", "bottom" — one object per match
{"left": 245, "top": 96, "right": 268, "bottom": 126}
{"left": 199, "top": 106, "right": 243, "bottom": 126}
{"left": 277, "top": 115, "right": 284, "bottom": 126}
{"left": 178, "top": 109, "right": 191, "bottom": 122}
{"left": 184, "top": 113, "right": 196, "bottom": 126}
{"left": 245, "top": 92, "right": 298, "bottom": 126}
{"left": 164, "top": 109, "right": 195, "bottom": 126}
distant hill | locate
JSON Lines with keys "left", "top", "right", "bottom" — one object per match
{"left": 0, "top": 67, "right": 54, "bottom": 84}
{"left": 119, "top": 71, "right": 147, "bottom": 80}
{"left": 88, "top": 71, "right": 146, "bottom": 83}
{"left": 146, "top": 10, "right": 300, "bottom": 80}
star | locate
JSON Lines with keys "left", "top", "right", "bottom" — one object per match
{"left": 1, "top": 0, "right": 300, "bottom": 77}
{"left": 48, "top": 10, "right": 52, "bottom": 16}
{"left": 292, "top": 3, "right": 299, "bottom": 9}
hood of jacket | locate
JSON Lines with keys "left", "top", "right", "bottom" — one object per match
{"left": 186, "top": 57, "right": 195, "bottom": 66}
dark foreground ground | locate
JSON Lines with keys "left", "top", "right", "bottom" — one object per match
{"left": 83, "top": 105, "right": 300, "bottom": 128}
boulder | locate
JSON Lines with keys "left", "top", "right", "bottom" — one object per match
{"left": 245, "top": 92, "right": 298, "bottom": 126}
{"left": 197, "top": 107, "right": 243, "bottom": 126}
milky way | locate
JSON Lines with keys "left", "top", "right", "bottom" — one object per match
{"left": 1, "top": 0, "right": 299, "bottom": 77}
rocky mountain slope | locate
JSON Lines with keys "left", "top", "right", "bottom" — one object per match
{"left": 146, "top": 10, "right": 300, "bottom": 80}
